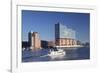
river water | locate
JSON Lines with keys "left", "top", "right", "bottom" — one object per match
{"left": 22, "top": 47, "right": 90, "bottom": 62}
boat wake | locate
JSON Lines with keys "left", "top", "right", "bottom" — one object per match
{"left": 48, "top": 49, "right": 66, "bottom": 59}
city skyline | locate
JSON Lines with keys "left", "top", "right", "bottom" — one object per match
{"left": 22, "top": 10, "right": 90, "bottom": 43}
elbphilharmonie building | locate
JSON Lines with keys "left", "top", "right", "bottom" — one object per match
{"left": 55, "top": 23, "right": 77, "bottom": 46}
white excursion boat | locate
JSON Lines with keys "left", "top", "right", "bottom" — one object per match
{"left": 48, "top": 49, "right": 66, "bottom": 59}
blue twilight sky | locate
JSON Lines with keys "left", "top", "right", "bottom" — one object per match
{"left": 22, "top": 10, "right": 90, "bottom": 43}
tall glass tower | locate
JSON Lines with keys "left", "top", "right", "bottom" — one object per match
{"left": 55, "top": 23, "right": 77, "bottom": 46}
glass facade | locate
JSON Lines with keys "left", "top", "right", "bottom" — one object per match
{"left": 55, "top": 23, "right": 76, "bottom": 46}
{"left": 55, "top": 23, "right": 76, "bottom": 39}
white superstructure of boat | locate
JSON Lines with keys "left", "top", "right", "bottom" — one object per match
{"left": 48, "top": 49, "right": 66, "bottom": 59}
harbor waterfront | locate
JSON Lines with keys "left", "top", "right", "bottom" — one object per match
{"left": 22, "top": 47, "right": 90, "bottom": 62}
{"left": 22, "top": 10, "right": 90, "bottom": 62}
{"left": 22, "top": 23, "right": 90, "bottom": 62}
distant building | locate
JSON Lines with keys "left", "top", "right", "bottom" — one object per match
{"left": 55, "top": 23, "right": 77, "bottom": 46}
{"left": 28, "top": 32, "right": 32, "bottom": 47}
{"left": 22, "top": 41, "right": 30, "bottom": 49}
{"left": 28, "top": 32, "right": 41, "bottom": 50}
{"left": 41, "top": 40, "right": 55, "bottom": 48}
{"left": 77, "top": 40, "right": 81, "bottom": 45}
{"left": 48, "top": 41, "right": 55, "bottom": 48}
{"left": 41, "top": 40, "right": 48, "bottom": 48}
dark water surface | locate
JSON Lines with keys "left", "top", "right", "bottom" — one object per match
{"left": 22, "top": 47, "right": 90, "bottom": 62}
